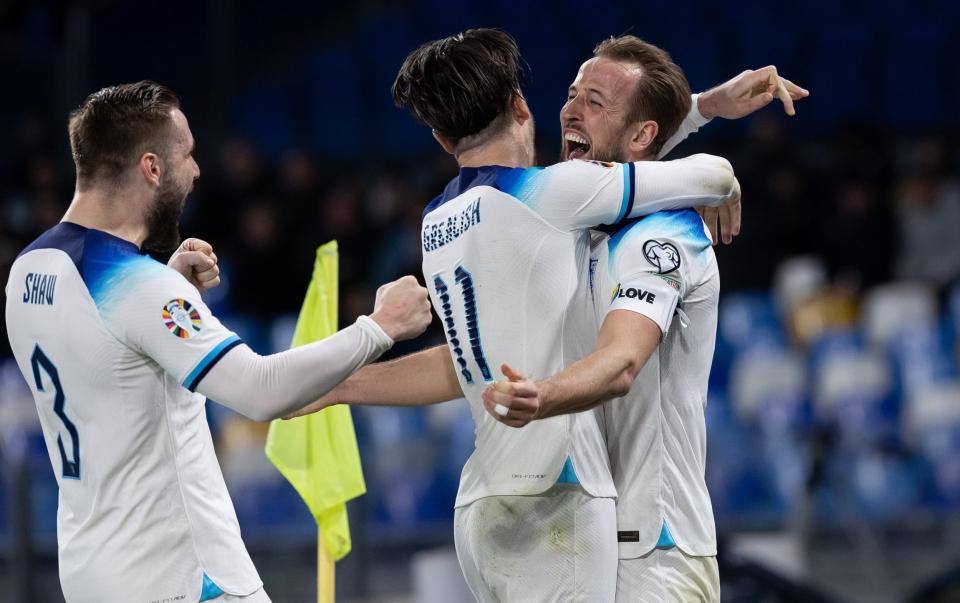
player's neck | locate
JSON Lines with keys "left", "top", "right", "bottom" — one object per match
{"left": 62, "top": 185, "right": 149, "bottom": 248}
{"left": 456, "top": 136, "right": 533, "bottom": 169}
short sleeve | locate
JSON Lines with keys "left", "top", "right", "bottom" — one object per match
{"left": 603, "top": 209, "right": 712, "bottom": 335}
{"left": 100, "top": 261, "right": 242, "bottom": 390}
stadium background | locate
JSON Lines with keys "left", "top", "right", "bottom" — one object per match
{"left": 2, "top": 1, "right": 959, "bottom": 601}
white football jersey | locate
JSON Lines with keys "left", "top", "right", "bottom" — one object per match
{"left": 421, "top": 157, "right": 733, "bottom": 507}
{"left": 5, "top": 223, "right": 261, "bottom": 602}
{"left": 591, "top": 209, "right": 720, "bottom": 558}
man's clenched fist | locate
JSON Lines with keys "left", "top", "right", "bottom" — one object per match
{"left": 168, "top": 238, "right": 221, "bottom": 292}
{"left": 370, "top": 275, "right": 432, "bottom": 341}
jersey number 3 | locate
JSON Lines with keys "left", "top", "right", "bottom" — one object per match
{"left": 31, "top": 345, "right": 81, "bottom": 480}
{"left": 433, "top": 266, "right": 492, "bottom": 385}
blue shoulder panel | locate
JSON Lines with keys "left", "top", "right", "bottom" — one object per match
{"left": 606, "top": 209, "right": 710, "bottom": 257}
{"left": 81, "top": 231, "right": 161, "bottom": 309}
{"left": 423, "top": 165, "right": 545, "bottom": 217}
{"left": 18, "top": 221, "right": 91, "bottom": 266}
{"left": 17, "top": 221, "right": 166, "bottom": 311}
{"left": 493, "top": 166, "right": 546, "bottom": 206}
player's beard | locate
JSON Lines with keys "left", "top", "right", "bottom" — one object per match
{"left": 142, "top": 173, "right": 189, "bottom": 256}
{"left": 586, "top": 140, "right": 626, "bottom": 163}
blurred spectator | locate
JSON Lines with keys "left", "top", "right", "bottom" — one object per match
{"left": 2, "top": 5, "right": 960, "bottom": 600}
{"left": 230, "top": 199, "right": 306, "bottom": 317}
{"left": 894, "top": 173, "right": 960, "bottom": 290}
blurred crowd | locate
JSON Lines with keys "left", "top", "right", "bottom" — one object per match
{"left": 4, "top": 44, "right": 960, "bottom": 603}
{"left": 3, "top": 1, "right": 960, "bottom": 599}
{"left": 3, "top": 111, "right": 960, "bottom": 341}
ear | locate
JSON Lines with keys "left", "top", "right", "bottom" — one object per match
{"left": 432, "top": 129, "right": 456, "bottom": 156}
{"left": 139, "top": 153, "right": 162, "bottom": 188}
{"left": 512, "top": 92, "right": 531, "bottom": 125}
{"left": 627, "top": 120, "right": 659, "bottom": 158}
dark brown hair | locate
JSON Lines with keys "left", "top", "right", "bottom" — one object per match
{"left": 593, "top": 36, "right": 691, "bottom": 155}
{"left": 68, "top": 81, "right": 181, "bottom": 186}
{"left": 392, "top": 28, "right": 527, "bottom": 145}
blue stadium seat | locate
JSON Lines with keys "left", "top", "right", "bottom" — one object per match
{"left": 949, "top": 282, "right": 960, "bottom": 336}
{"left": 889, "top": 321, "right": 956, "bottom": 397}
{"left": 718, "top": 291, "right": 787, "bottom": 352}
{"left": 813, "top": 349, "right": 897, "bottom": 450}
{"left": 850, "top": 449, "right": 925, "bottom": 521}
{"left": 26, "top": 433, "right": 58, "bottom": 538}
{"left": 904, "top": 382, "right": 960, "bottom": 504}
{"left": 807, "top": 328, "right": 865, "bottom": 375}
{"left": 862, "top": 282, "right": 938, "bottom": 350}
{"left": 434, "top": 400, "right": 475, "bottom": 484}
{"left": 707, "top": 443, "right": 788, "bottom": 528}
{"left": 230, "top": 477, "right": 315, "bottom": 539}
{"left": 706, "top": 393, "right": 789, "bottom": 527}
{"left": 354, "top": 406, "right": 450, "bottom": 530}
{"left": 730, "top": 348, "right": 809, "bottom": 438}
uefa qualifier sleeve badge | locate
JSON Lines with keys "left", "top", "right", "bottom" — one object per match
{"left": 162, "top": 298, "right": 203, "bottom": 339}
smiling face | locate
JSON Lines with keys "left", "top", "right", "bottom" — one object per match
{"left": 559, "top": 57, "right": 644, "bottom": 162}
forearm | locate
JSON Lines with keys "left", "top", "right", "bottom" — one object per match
{"left": 536, "top": 346, "right": 639, "bottom": 419}
{"left": 629, "top": 153, "right": 738, "bottom": 218}
{"left": 196, "top": 315, "right": 393, "bottom": 421}
{"left": 332, "top": 344, "right": 463, "bottom": 407}
{"left": 536, "top": 311, "right": 661, "bottom": 419}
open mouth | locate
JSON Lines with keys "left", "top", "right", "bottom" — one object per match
{"left": 564, "top": 131, "right": 591, "bottom": 160}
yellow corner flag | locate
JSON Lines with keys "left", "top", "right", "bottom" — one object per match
{"left": 264, "top": 241, "right": 366, "bottom": 602}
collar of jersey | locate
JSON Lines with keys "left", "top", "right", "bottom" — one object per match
{"left": 60, "top": 221, "right": 143, "bottom": 254}
{"left": 423, "top": 165, "right": 514, "bottom": 218}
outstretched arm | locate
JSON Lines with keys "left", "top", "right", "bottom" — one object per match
{"left": 655, "top": 66, "right": 807, "bottom": 245}
{"left": 196, "top": 275, "right": 433, "bottom": 422}
{"left": 658, "top": 65, "right": 810, "bottom": 159}
{"left": 481, "top": 310, "right": 659, "bottom": 427}
{"left": 698, "top": 65, "right": 808, "bottom": 120}
{"left": 285, "top": 344, "right": 464, "bottom": 418}
{"left": 198, "top": 316, "right": 394, "bottom": 422}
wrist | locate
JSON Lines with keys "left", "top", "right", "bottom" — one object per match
{"left": 535, "top": 378, "right": 554, "bottom": 419}
{"left": 329, "top": 382, "right": 348, "bottom": 406}
{"left": 363, "top": 312, "right": 397, "bottom": 345}
{"left": 695, "top": 90, "right": 717, "bottom": 121}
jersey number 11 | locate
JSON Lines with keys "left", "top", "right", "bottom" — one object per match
{"left": 433, "top": 266, "right": 492, "bottom": 385}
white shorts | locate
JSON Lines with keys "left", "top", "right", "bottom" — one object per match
{"left": 615, "top": 548, "right": 719, "bottom": 603}
{"left": 454, "top": 484, "right": 617, "bottom": 602}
